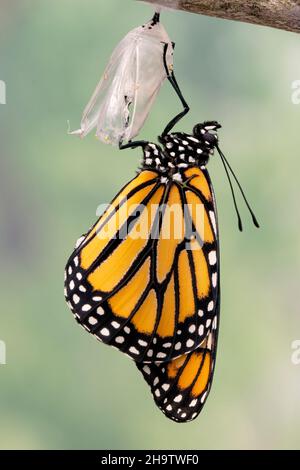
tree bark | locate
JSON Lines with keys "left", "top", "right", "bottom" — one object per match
{"left": 138, "top": 0, "right": 300, "bottom": 33}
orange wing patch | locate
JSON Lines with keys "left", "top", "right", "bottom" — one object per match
{"left": 108, "top": 257, "right": 151, "bottom": 319}
{"left": 186, "top": 190, "right": 214, "bottom": 244}
{"left": 178, "top": 250, "right": 195, "bottom": 323}
{"left": 177, "top": 352, "right": 204, "bottom": 390}
{"left": 184, "top": 167, "right": 212, "bottom": 202}
{"left": 131, "top": 289, "right": 158, "bottom": 335}
{"left": 167, "top": 348, "right": 211, "bottom": 398}
{"left": 156, "top": 185, "right": 184, "bottom": 283}
{"left": 190, "top": 238, "right": 210, "bottom": 299}
{"left": 80, "top": 183, "right": 157, "bottom": 270}
{"left": 156, "top": 274, "right": 176, "bottom": 338}
{"left": 191, "top": 352, "right": 211, "bottom": 397}
{"left": 87, "top": 185, "right": 164, "bottom": 292}
{"left": 83, "top": 170, "right": 159, "bottom": 245}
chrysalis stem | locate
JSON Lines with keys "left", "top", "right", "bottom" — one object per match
{"left": 152, "top": 11, "right": 161, "bottom": 24}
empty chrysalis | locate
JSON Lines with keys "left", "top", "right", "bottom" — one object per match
{"left": 70, "top": 11, "right": 174, "bottom": 146}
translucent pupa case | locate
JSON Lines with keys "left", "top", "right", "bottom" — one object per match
{"left": 71, "top": 18, "right": 173, "bottom": 145}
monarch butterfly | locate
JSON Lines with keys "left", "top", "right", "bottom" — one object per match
{"left": 70, "top": 11, "right": 178, "bottom": 146}
{"left": 65, "top": 26, "right": 259, "bottom": 422}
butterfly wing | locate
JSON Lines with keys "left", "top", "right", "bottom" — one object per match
{"left": 137, "top": 317, "right": 219, "bottom": 423}
{"left": 65, "top": 165, "right": 219, "bottom": 363}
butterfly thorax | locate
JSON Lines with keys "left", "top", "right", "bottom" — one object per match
{"left": 141, "top": 122, "right": 220, "bottom": 183}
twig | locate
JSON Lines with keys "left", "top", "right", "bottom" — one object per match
{"left": 138, "top": 0, "right": 300, "bottom": 33}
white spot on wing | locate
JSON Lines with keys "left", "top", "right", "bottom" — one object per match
{"left": 100, "top": 328, "right": 110, "bottom": 336}
{"left": 157, "top": 352, "right": 166, "bottom": 359}
{"left": 189, "top": 399, "right": 198, "bottom": 407}
{"left": 186, "top": 339, "right": 194, "bottom": 348}
{"left": 75, "top": 236, "right": 85, "bottom": 248}
{"left": 174, "top": 394, "right": 182, "bottom": 403}
{"left": 208, "top": 250, "right": 217, "bottom": 265}
{"left": 97, "top": 306, "right": 105, "bottom": 315}
{"left": 209, "top": 210, "right": 217, "bottom": 235}
{"left": 129, "top": 346, "right": 139, "bottom": 355}
{"left": 73, "top": 294, "right": 80, "bottom": 305}
{"left": 82, "top": 304, "right": 91, "bottom": 312}
{"left": 115, "top": 336, "right": 125, "bottom": 344}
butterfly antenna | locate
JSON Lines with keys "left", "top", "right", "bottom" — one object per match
{"left": 216, "top": 145, "right": 259, "bottom": 229}
{"left": 217, "top": 147, "right": 243, "bottom": 231}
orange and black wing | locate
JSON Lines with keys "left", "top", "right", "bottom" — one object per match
{"left": 137, "top": 305, "right": 219, "bottom": 423}
{"left": 64, "top": 166, "right": 218, "bottom": 363}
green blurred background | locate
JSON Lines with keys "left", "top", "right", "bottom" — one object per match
{"left": 0, "top": 0, "right": 300, "bottom": 450}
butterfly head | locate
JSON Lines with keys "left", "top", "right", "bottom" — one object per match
{"left": 193, "top": 121, "right": 221, "bottom": 152}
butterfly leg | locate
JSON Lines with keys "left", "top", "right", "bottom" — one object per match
{"left": 119, "top": 140, "right": 148, "bottom": 150}
{"left": 160, "top": 42, "right": 190, "bottom": 138}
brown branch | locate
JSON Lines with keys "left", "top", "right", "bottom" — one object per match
{"left": 138, "top": 0, "right": 300, "bottom": 33}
